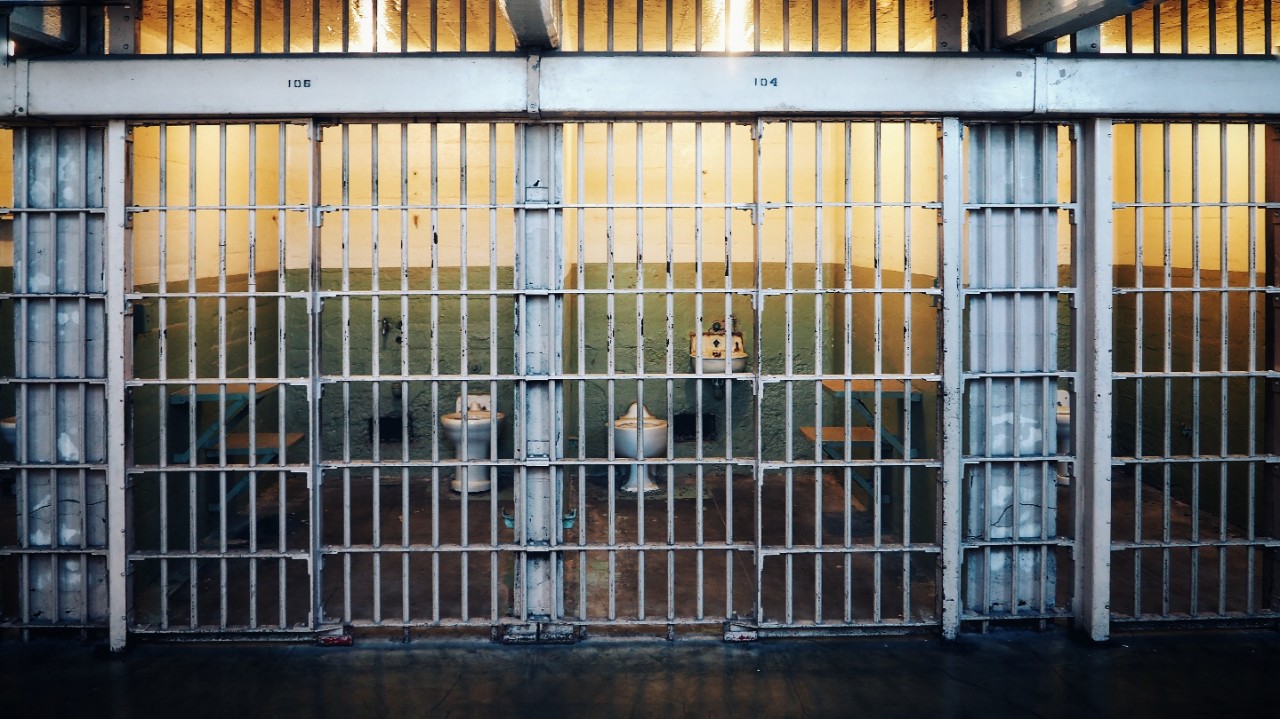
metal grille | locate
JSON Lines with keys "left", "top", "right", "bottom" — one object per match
{"left": 314, "top": 121, "right": 517, "bottom": 630}
{"left": 560, "top": 0, "right": 939, "bottom": 52}
{"left": 137, "top": 0, "right": 516, "bottom": 53}
{"left": 0, "top": 127, "right": 112, "bottom": 631}
{"left": 125, "top": 123, "right": 314, "bottom": 634}
{"left": 1110, "top": 122, "right": 1279, "bottom": 624}
{"left": 561, "top": 120, "right": 942, "bottom": 634}
{"left": 131, "top": 0, "right": 943, "bottom": 54}
{"left": 49, "top": 112, "right": 1280, "bottom": 643}
{"left": 1100, "top": 0, "right": 1277, "bottom": 54}
{"left": 960, "top": 123, "right": 1076, "bottom": 625}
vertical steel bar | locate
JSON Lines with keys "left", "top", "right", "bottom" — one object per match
{"left": 340, "top": 124, "right": 353, "bottom": 624}
{"left": 1245, "top": 123, "right": 1258, "bottom": 616}
{"left": 873, "top": 121, "right": 884, "bottom": 624}
{"left": 247, "top": 124, "right": 260, "bottom": 630}
{"left": 106, "top": 122, "right": 128, "bottom": 650}
{"left": 217, "top": 124, "right": 230, "bottom": 630}
{"left": 606, "top": 121, "right": 617, "bottom": 621}
{"left": 489, "top": 122, "right": 502, "bottom": 622}
{"left": 1190, "top": 124, "right": 1203, "bottom": 618}
{"left": 459, "top": 122, "right": 471, "bottom": 622}
{"left": 574, "top": 122, "right": 588, "bottom": 621}
{"left": 371, "top": 123, "right": 382, "bottom": 625}
{"left": 308, "top": 120, "right": 324, "bottom": 630}
{"left": 751, "top": 117, "right": 765, "bottom": 629}
{"left": 902, "top": 121, "right": 915, "bottom": 620}
{"left": 276, "top": 123, "right": 289, "bottom": 629}
{"left": 939, "top": 118, "right": 965, "bottom": 639}
{"left": 158, "top": 123, "right": 171, "bottom": 628}
{"left": 665, "top": 121, "right": 675, "bottom": 625}
{"left": 515, "top": 122, "right": 563, "bottom": 622}
{"left": 784, "top": 121, "right": 795, "bottom": 627}
{"left": 1218, "top": 123, "right": 1231, "bottom": 616}
{"left": 1076, "top": 119, "right": 1113, "bottom": 640}
{"left": 1162, "top": 123, "right": 1173, "bottom": 618}
{"left": 813, "top": 120, "right": 824, "bottom": 625}
{"left": 843, "top": 121, "right": 854, "bottom": 623}
{"left": 400, "top": 122, "right": 411, "bottom": 625}
{"left": 723, "top": 120, "right": 734, "bottom": 618}
{"left": 429, "top": 121, "right": 441, "bottom": 624}
{"left": 186, "top": 124, "right": 199, "bottom": 629}
{"left": 694, "top": 121, "right": 705, "bottom": 620}
{"left": 1132, "top": 123, "right": 1146, "bottom": 618}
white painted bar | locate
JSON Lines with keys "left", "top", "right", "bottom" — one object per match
{"left": 1076, "top": 118, "right": 1113, "bottom": 642}
{"left": 939, "top": 118, "right": 965, "bottom": 639}
{"left": 105, "top": 121, "right": 129, "bottom": 650}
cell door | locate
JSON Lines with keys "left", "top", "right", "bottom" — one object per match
{"left": 125, "top": 120, "right": 530, "bottom": 637}
{"left": 558, "top": 119, "right": 944, "bottom": 636}
{"left": 125, "top": 122, "right": 315, "bottom": 636}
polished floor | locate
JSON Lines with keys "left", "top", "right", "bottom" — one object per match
{"left": 1, "top": 627, "right": 1277, "bottom": 718}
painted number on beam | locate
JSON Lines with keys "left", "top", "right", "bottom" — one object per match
{"left": 754, "top": 77, "right": 778, "bottom": 87}
{"left": 288, "top": 79, "right": 313, "bottom": 88}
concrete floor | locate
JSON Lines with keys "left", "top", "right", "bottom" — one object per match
{"left": 1, "top": 628, "right": 1277, "bottom": 718}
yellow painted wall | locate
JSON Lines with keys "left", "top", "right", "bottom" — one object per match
{"left": 1113, "top": 123, "right": 1263, "bottom": 274}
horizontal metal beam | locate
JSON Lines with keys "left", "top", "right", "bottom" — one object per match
{"left": 538, "top": 55, "right": 1037, "bottom": 115}
{"left": 996, "top": 0, "right": 1143, "bottom": 49}
{"left": 1044, "top": 56, "right": 1280, "bottom": 115}
{"left": 500, "top": 0, "right": 560, "bottom": 50}
{"left": 4, "top": 54, "right": 1280, "bottom": 119}
{"left": 13, "top": 56, "right": 530, "bottom": 117}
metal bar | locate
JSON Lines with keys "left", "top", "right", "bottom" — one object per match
{"left": 106, "top": 121, "right": 128, "bottom": 649}
{"left": 1077, "top": 119, "right": 1113, "bottom": 641}
{"left": 514, "top": 122, "right": 563, "bottom": 621}
{"left": 752, "top": 116, "right": 765, "bottom": 630}
{"left": 489, "top": 121, "right": 503, "bottom": 623}
{"left": 399, "top": 121, "right": 411, "bottom": 625}
{"left": 307, "top": 119, "right": 323, "bottom": 631}
{"left": 940, "top": 118, "right": 964, "bottom": 638}
{"left": 16, "top": 55, "right": 1280, "bottom": 120}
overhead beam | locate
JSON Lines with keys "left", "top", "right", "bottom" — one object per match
{"left": 500, "top": 0, "right": 560, "bottom": 50}
{"left": 6, "top": 6, "right": 80, "bottom": 55}
{"left": 996, "top": 0, "right": 1143, "bottom": 49}
{"left": 8, "top": 56, "right": 530, "bottom": 117}
{"left": 6, "top": 54, "right": 1280, "bottom": 119}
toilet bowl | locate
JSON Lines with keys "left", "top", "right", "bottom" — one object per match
{"left": 440, "top": 395, "right": 504, "bottom": 493}
{"left": 613, "top": 403, "right": 668, "bottom": 493}
{"left": 1055, "top": 389, "right": 1071, "bottom": 485}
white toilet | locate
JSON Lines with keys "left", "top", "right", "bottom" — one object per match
{"left": 440, "top": 395, "right": 504, "bottom": 493}
{"left": 613, "top": 403, "right": 668, "bottom": 493}
{"left": 1055, "top": 389, "right": 1071, "bottom": 485}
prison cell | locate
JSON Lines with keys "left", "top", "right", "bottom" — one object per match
{"left": 4, "top": 111, "right": 1279, "bottom": 642}
{"left": 105, "top": 118, "right": 948, "bottom": 636}
{"left": 124, "top": 123, "right": 313, "bottom": 633}
{"left": 1110, "top": 122, "right": 1278, "bottom": 624}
